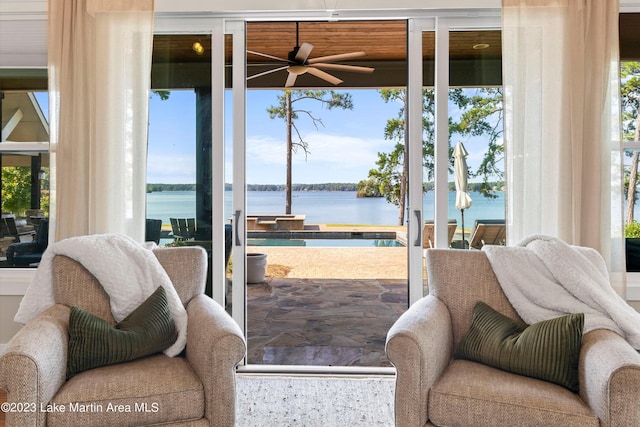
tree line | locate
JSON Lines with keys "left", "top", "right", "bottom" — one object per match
{"left": 147, "top": 183, "right": 196, "bottom": 192}
{"left": 147, "top": 183, "right": 357, "bottom": 192}
{"left": 247, "top": 183, "right": 357, "bottom": 192}
{"left": 146, "top": 181, "right": 503, "bottom": 194}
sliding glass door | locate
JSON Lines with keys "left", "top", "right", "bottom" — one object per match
{"left": 148, "top": 18, "right": 229, "bottom": 306}
{"left": 231, "top": 20, "right": 412, "bottom": 368}
{"left": 159, "top": 13, "right": 502, "bottom": 370}
{"left": 412, "top": 18, "right": 503, "bottom": 297}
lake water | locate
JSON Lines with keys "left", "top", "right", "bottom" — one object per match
{"left": 147, "top": 190, "right": 505, "bottom": 230}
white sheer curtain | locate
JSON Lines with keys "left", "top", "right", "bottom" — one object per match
{"left": 502, "top": 0, "right": 625, "bottom": 294}
{"left": 48, "top": 0, "right": 154, "bottom": 242}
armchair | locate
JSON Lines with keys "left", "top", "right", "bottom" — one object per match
{"left": 0, "top": 246, "right": 246, "bottom": 426}
{"left": 386, "top": 249, "right": 640, "bottom": 427}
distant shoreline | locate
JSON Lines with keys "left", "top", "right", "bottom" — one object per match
{"left": 147, "top": 182, "right": 504, "bottom": 193}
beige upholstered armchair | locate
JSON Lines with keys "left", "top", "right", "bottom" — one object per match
{"left": 0, "top": 246, "right": 246, "bottom": 427}
{"left": 386, "top": 249, "right": 640, "bottom": 427}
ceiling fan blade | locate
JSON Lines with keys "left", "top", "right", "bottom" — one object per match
{"left": 307, "top": 51, "right": 367, "bottom": 64}
{"left": 306, "top": 67, "right": 343, "bottom": 86}
{"left": 311, "top": 63, "right": 375, "bottom": 74}
{"left": 285, "top": 72, "right": 298, "bottom": 87}
{"left": 247, "top": 65, "right": 290, "bottom": 80}
{"left": 247, "top": 50, "right": 291, "bottom": 63}
{"left": 295, "top": 42, "right": 314, "bottom": 62}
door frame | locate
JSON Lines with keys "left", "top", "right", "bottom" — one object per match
{"left": 408, "top": 16, "right": 501, "bottom": 305}
{"left": 159, "top": 11, "right": 501, "bottom": 371}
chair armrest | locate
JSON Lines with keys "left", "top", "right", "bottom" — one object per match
{"left": 385, "top": 295, "right": 453, "bottom": 427}
{"left": 0, "top": 304, "right": 70, "bottom": 427}
{"left": 7, "top": 241, "right": 37, "bottom": 255}
{"left": 579, "top": 329, "right": 640, "bottom": 427}
{"left": 186, "top": 294, "right": 246, "bottom": 427}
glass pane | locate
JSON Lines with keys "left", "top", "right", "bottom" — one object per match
{"left": 146, "top": 34, "right": 214, "bottom": 291}
{"left": 244, "top": 20, "right": 408, "bottom": 367}
{"left": 448, "top": 30, "right": 505, "bottom": 252}
{"left": 224, "top": 33, "right": 233, "bottom": 314}
{"left": 622, "top": 59, "right": 640, "bottom": 271}
{"left": 422, "top": 32, "right": 436, "bottom": 293}
{"left": 1, "top": 89, "right": 50, "bottom": 268}
{"left": 625, "top": 147, "right": 640, "bottom": 272}
{"left": 422, "top": 29, "right": 504, "bottom": 289}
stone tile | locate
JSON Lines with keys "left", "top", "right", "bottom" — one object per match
{"left": 247, "top": 277, "right": 406, "bottom": 367}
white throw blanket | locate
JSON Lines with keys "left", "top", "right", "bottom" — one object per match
{"left": 483, "top": 235, "right": 640, "bottom": 350}
{"left": 14, "top": 234, "right": 187, "bottom": 356}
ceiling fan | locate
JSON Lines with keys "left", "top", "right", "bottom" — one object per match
{"left": 247, "top": 22, "right": 375, "bottom": 87}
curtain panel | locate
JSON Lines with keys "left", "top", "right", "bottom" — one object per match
{"left": 502, "top": 0, "right": 625, "bottom": 294}
{"left": 48, "top": 0, "right": 154, "bottom": 242}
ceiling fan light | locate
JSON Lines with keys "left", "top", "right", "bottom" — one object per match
{"left": 192, "top": 41, "right": 204, "bottom": 55}
{"left": 288, "top": 65, "right": 308, "bottom": 75}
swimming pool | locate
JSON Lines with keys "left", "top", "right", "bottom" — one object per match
{"left": 246, "top": 238, "right": 405, "bottom": 247}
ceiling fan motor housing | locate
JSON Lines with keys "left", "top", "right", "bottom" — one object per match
{"left": 288, "top": 47, "right": 301, "bottom": 63}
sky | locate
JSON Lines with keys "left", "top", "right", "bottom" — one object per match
{"left": 35, "top": 88, "right": 497, "bottom": 186}
{"left": 146, "top": 88, "right": 500, "bottom": 185}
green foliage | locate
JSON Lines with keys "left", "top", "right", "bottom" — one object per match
{"left": 621, "top": 62, "right": 640, "bottom": 226}
{"left": 268, "top": 90, "right": 354, "bottom": 213}
{"left": 355, "top": 179, "right": 382, "bottom": 198}
{"left": 1, "top": 167, "right": 32, "bottom": 216}
{"left": 267, "top": 89, "right": 354, "bottom": 156}
{"left": 369, "top": 89, "right": 440, "bottom": 219}
{"left": 625, "top": 221, "right": 640, "bottom": 238}
{"left": 152, "top": 90, "right": 171, "bottom": 101}
{"left": 368, "top": 143, "right": 405, "bottom": 206}
{"left": 368, "top": 87, "right": 504, "bottom": 217}
{"left": 1, "top": 167, "right": 49, "bottom": 216}
{"left": 147, "top": 183, "right": 196, "bottom": 192}
{"left": 449, "top": 87, "right": 504, "bottom": 190}
{"left": 247, "top": 183, "right": 357, "bottom": 191}
{"left": 621, "top": 62, "right": 640, "bottom": 141}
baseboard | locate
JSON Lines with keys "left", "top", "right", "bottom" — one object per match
{"left": 0, "top": 344, "right": 7, "bottom": 356}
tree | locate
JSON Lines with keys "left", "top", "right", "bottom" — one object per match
{"left": 267, "top": 90, "right": 353, "bottom": 214}
{"left": 622, "top": 62, "right": 640, "bottom": 225}
{"left": 1, "top": 167, "right": 32, "bottom": 216}
{"left": 365, "top": 89, "right": 436, "bottom": 225}
{"left": 367, "top": 88, "right": 504, "bottom": 225}
{"left": 449, "top": 88, "right": 504, "bottom": 197}
{"left": 356, "top": 178, "right": 382, "bottom": 198}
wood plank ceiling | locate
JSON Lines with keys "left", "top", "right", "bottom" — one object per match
{"left": 152, "top": 20, "right": 503, "bottom": 89}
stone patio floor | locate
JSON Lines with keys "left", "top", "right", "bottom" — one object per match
{"left": 245, "top": 245, "right": 410, "bottom": 367}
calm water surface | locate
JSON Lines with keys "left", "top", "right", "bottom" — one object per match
{"left": 147, "top": 190, "right": 505, "bottom": 229}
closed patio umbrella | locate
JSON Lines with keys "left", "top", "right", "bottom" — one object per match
{"left": 454, "top": 141, "right": 472, "bottom": 246}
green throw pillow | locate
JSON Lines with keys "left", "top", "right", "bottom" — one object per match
{"left": 454, "top": 301, "right": 584, "bottom": 392}
{"left": 67, "top": 286, "right": 178, "bottom": 379}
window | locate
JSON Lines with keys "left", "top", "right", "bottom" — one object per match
{"left": 620, "top": 14, "right": 640, "bottom": 273}
{"left": 1, "top": 70, "right": 49, "bottom": 268}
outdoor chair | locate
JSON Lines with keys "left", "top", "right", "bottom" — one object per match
{"left": 145, "top": 218, "right": 162, "bottom": 244}
{"left": 468, "top": 219, "right": 506, "bottom": 249}
{"left": 170, "top": 217, "right": 197, "bottom": 241}
{"left": 6, "top": 219, "right": 49, "bottom": 267}
{"left": 423, "top": 220, "right": 457, "bottom": 248}
{"left": 25, "top": 209, "right": 46, "bottom": 226}
{"left": 386, "top": 249, "right": 640, "bottom": 427}
{"left": 1, "top": 216, "right": 36, "bottom": 242}
{"left": 0, "top": 246, "right": 246, "bottom": 426}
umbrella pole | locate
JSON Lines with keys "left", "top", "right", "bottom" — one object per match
{"left": 461, "top": 209, "right": 465, "bottom": 248}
